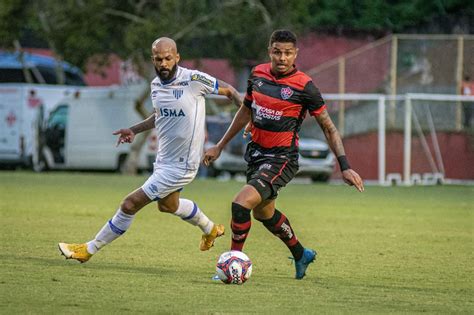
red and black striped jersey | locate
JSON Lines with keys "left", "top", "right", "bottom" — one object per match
{"left": 244, "top": 63, "right": 326, "bottom": 158}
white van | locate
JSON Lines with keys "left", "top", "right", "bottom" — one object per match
{"left": 0, "top": 83, "right": 155, "bottom": 171}
{"left": 0, "top": 84, "right": 71, "bottom": 168}
{"left": 38, "top": 86, "right": 155, "bottom": 171}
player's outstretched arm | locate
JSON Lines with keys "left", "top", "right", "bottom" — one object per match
{"left": 217, "top": 80, "right": 243, "bottom": 108}
{"left": 113, "top": 112, "right": 156, "bottom": 147}
{"left": 314, "top": 109, "right": 364, "bottom": 192}
{"left": 113, "top": 128, "right": 135, "bottom": 147}
{"left": 203, "top": 106, "right": 251, "bottom": 166}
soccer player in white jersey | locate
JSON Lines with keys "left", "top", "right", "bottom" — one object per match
{"left": 58, "top": 37, "right": 242, "bottom": 262}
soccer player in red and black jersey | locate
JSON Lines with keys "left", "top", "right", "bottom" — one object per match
{"left": 204, "top": 30, "right": 364, "bottom": 279}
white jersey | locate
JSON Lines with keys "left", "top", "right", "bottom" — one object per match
{"left": 150, "top": 66, "right": 218, "bottom": 170}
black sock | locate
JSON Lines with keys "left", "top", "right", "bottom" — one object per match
{"left": 260, "top": 209, "right": 304, "bottom": 261}
{"left": 230, "top": 202, "right": 251, "bottom": 251}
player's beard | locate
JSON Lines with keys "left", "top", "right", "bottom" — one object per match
{"left": 155, "top": 63, "right": 178, "bottom": 82}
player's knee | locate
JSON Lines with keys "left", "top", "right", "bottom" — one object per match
{"left": 232, "top": 195, "right": 246, "bottom": 207}
{"left": 120, "top": 198, "right": 139, "bottom": 215}
{"left": 232, "top": 202, "right": 251, "bottom": 222}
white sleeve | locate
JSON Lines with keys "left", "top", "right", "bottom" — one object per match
{"left": 150, "top": 86, "right": 159, "bottom": 109}
{"left": 189, "top": 70, "right": 218, "bottom": 95}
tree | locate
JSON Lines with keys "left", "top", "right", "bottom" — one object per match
{"left": 0, "top": 0, "right": 31, "bottom": 48}
{"left": 3, "top": 0, "right": 471, "bottom": 173}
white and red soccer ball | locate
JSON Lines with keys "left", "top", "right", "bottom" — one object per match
{"left": 216, "top": 250, "right": 252, "bottom": 285}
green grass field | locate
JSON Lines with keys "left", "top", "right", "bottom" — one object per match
{"left": 0, "top": 171, "right": 472, "bottom": 313}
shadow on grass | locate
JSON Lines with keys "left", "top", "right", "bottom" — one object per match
{"left": 5, "top": 254, "right": 325, "bottom": 286}
{"left": 4, "top": 255, "right": 180, "bottom": 277}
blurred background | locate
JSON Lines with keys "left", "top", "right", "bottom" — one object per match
{"left": 0, "top": 0, "right": 473, "bottom": 185}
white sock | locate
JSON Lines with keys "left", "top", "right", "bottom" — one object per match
{"left": 173, "top": 199, "right": 214, "bottom": 234}
{"left": 87, "top": 209, "right": 135, "bottom": 254}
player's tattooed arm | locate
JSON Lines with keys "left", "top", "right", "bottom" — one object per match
{"left": 130, "top": 112, "right": 155, "bottom": 134}
{"left": 315, "top": 109, "right": 345, "bottom": 157}
{"left": 217, "top": 80, "right": 243, "bottom": 108}
{"left": 314, "top": 108, "right": 364, "bottom": 192}
{"left": 113, "top": 110, "right": 156, "bottom": 146}
{"left": 130, "top": 111, "right": 156, "bottom": 134}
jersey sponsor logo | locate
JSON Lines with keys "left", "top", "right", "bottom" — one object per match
{"left": 173, "top": 89, "right": 184, "bottom": 99}
{"left": 191, "top": 73, "right": 214, "bottom": 88}
{"left": 171, "top": 81, "right": 189, "bottom": 86}
{"left": 253, "top": 103, "right": 283, "bottom": 121}
{"left": 159, "top": 108, "right": 186, "bottom": 117}
{"left": 280, "top": 86, "right": 293, "bottom": 100}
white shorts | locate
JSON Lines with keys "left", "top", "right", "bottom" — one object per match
{"left": 141, "top": 164, "right": 198, "bottom": 201}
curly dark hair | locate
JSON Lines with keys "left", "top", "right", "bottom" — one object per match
{"left": 268, "top": 29, "right": 297, "bottom": 47}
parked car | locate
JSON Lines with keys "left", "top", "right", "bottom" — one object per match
{"left": 0, "top": 51, "right": 86, "bottom": 86}
{"left": 205, "top": 115, "right": 335, "bottom": 182}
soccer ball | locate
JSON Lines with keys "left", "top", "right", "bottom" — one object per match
{"left": 216, "top": 250, "right": 252, "bottom": 285}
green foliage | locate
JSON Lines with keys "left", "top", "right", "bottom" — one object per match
{"left": 298, "top": 0, "right": 472, "bottom": 32}
{"left": 2, "top": 0, "right": 471, "bottom": 71}
{"left": 0, "top": 0, "right": 31, "bottom": 48}
{"left": 0, "top": 171, "right": 473, "bottom": 313}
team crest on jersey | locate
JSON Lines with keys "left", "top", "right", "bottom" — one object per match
{"left": 173, "top": 89, "right": 184, "bottom": 99}
{"left": 191, "top": 73, "right": 214, "bottom": 88}
{"left": 280, "top": 87, "right": 293, "bottom": 100}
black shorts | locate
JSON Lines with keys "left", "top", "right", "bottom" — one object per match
{"left": 246, "top": 157, "right": 298, "bottom": 201}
